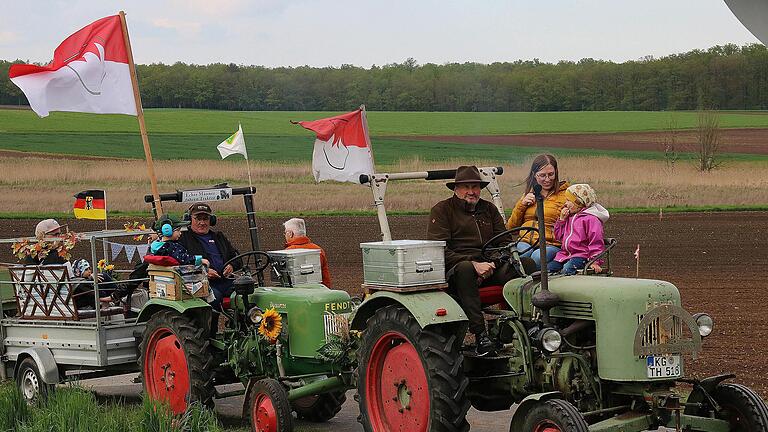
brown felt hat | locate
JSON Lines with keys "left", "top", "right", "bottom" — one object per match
{"left": 446, "top": 165, "right": 489, "bottom": 190}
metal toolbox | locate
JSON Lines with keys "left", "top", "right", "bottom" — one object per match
{"left": 267, "top": 249, "right": 322, "bottom": 286}
{"left": 360, "top": 240, "right": 446, "bottom": 287}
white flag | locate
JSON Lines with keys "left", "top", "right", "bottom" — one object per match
{"left": 217, "top": 124, "right": 248, "bottom": 159}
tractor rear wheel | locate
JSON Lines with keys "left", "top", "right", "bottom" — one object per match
{"left": 712, "top": 383, "right": 768, "bottom": 431}
{"left": 292, "top": 391, "right": 346, "bottom": 422}
{"left": 518, "top": 399, "right": 589, "bottom": 432}
{"left": 357, "top": 304, "right": 470, "bottom": 432}
{"left": 139, "top": 309, "right": 214, "bottom": 414}
{"left": 249, "top": 378, "right": 293, "bottom": 432}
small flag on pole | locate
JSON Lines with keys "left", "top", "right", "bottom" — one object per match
{"left": 634, "top": 244, "right": 640, "bottom": 278}
{"left": 633, "top": 244, "right": 640, "bottom": 260}
{"left": 217, "top": 124, "right": 248, "bottom": 159}
{"left": 73, "top": 190, "right": 107, "bottom": 220}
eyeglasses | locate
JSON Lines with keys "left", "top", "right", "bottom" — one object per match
{"left": 193, "top": 214, "right": 210, "bottom": 221}
{"left": 535, "top": 172, "right": 556, "bottom": 180}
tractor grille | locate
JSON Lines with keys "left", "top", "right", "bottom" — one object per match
{"left": 637, "top": 313, "right": 684, "bottom": 352}
{"left": 555, "top": 301, "right": 593, "bottom": 319}
{"left": 323, "top": 312, "right": 350, "bottom": 342}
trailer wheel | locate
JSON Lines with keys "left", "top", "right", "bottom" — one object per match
{"left": 712, "top": 383, "right": 768, "bottom": 432}
{"left": 139, "top": 309, "right": 214, "bottom": 414}
{"left": 15, "top": 358, "right": 53, "bottom": 405}
{"left": 249, "top": 378, "right": 293, "bottom": 432}
{"left": 518, "top": 399, "right": 588, "bottom": 432}
{"left": 357, "top": 304, "right": 470, "bottom": 432}
{"left": 292, "top": 391, "right": 346, "bottom": 422}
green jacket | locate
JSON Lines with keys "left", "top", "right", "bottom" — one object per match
{"left": 427, "top": 195, "right": 508, "bottom": 270}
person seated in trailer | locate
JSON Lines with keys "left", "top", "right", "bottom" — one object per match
{"left": 24, "top": 219, "right": 68, "bottom": 265}
{"left": 549, "top": 183, "right": 609, "bottom": 275}
{"left": 283, "top": 217, "right": 332, "bottom": 287}
{"left": 427, "top": 165, "right": 534, "bottom": 357}
{"left": 70, "top": 258, "right": 114, "bottom": 310}
{"left": 150, "top": 214, "right": 210, "bottom": 268}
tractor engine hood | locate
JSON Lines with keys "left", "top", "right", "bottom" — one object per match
{"left": 504, "top": 276, "right": 703, "bottom": 382}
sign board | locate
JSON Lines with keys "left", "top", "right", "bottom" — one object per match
{"left": 181, "top": 188, "right": 233, "bottom": 203}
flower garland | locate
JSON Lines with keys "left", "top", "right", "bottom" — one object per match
{"left": 11, "top": 231, "right": 79, "bottom": 261}
{"left": 123, "top": 221, "right": 148, "bottom": 241}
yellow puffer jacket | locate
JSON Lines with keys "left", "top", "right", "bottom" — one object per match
{"left": 506, "top": 181, "right": 570, "bottom": 247}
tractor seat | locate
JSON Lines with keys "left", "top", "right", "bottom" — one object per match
{"left": 479, "top": 285, "right": 504, "bottom": 305}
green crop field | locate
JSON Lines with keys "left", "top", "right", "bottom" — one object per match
{"left": 1, "top": 109, "right": 768, "bottom": 162}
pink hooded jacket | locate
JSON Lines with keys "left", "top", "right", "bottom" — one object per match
{"left": 553, "top": 204, "right": 610, "bottom": 263}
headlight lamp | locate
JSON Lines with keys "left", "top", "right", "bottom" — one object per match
{"left": 248, "top": 306, "right": 264, "bottom": 324}
{"left": 693, "top": 313, "right": 714, "bottom": 337}
{"left": 539, "top": 328, "right": 563, "bottom": 353}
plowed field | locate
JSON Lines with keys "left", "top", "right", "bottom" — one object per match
{"left": 2, "top": 211, "right": 765, "bottom": 396}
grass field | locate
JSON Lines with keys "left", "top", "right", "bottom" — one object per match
{"left": 2, "top": 109, "right": 768, "bottom": 161}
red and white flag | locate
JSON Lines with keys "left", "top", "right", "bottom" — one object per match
{"left": 634, "top": 244, "right": 640, "bottom": 260}
{"left": 295, "top": 109, "right": 374, "bottom": 183}
{"left": 8, "top": 15, "right": 137, "bottom": 118}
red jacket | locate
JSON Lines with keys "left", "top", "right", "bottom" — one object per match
{"left": 285, "top": 236, "right": 332, "bottom": 287}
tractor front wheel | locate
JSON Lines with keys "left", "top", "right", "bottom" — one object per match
{"left": 357, "top": 304, "right": 470, "bottom": 432}
{"left": 249, "top": 378, "right": 293, "bottom": 432}
{"left": 518, "top": 399, "right": 589, "bottom": 432}
{"left": 139, "top": 309, "right": 214, "bottom": 414}
{"left": 712, "top": 383, "right": 768, "bottom": 432}
{"left": 292, "top": 391, "right": 346, "bottom": 422}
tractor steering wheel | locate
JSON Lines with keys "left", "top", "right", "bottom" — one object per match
{"left": 223, "top": 251, "right": 272, "bottom": 280}
{"left": 481, "top": 226, "right": 540, "bottom": 262}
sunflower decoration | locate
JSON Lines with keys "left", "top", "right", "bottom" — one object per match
{"left": 258, "top": 308, "right": 283, "bottom": 343}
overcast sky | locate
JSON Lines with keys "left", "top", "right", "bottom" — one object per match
{"left": 0, "top": 0, "right": 759, "bottom": 68}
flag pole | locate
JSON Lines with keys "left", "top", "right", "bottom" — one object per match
{"left": 360, "top": 105, "right": 376, "bottom": 167}
{"left": 360, "top": 105, "right": 392, "bottom": 241}
{"left": 242, "top": 124, "right": 255, "bottom": 193}
{"left": 119, "top": 11, "right": 163, "bottom": 217}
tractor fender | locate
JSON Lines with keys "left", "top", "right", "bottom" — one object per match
{"left": 509, "top": 391, "right": 563, "bottom": 430}
{"left": 14, "top": 347, "right": 59, "bottom": 385}
{"left": 350, "top": 289, "right": 466, "bottom": 331}
{"left": 136, "top": 297, "right": 210, "bottom": 323}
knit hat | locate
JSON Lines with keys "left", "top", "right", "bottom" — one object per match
{"left": 565, "top": 183, "right": 597, "bottom": 208}
{"left": 73, "top": 259, "right": 91, "bottom": 278}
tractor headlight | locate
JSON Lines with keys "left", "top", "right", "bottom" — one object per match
{"left": 693, "top": 313, "right": 713, "bottom": 337}
{"left": 539, "top": 328, "right": 563, "bottom": 353}
{"left": 248, "top": 306, "right": 264, "bottom": 325}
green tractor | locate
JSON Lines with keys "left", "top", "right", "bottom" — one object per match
{"left": 350, "top": 167, "right": 768, "bottom": 432}
{"left": 136, "top": 186, "right": 356, "bottom": 431}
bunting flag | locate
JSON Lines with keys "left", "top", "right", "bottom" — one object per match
{"left": 73, "top": 190, "right": 107, "bottom": 220}
{"left": 124, "top": 244, "right": 137, "bottom": 262}
{"left": 294, "top": 109, "right": 374, "bottom": 183}
{"left": 137, "top": 244, "right": 149, "bottom": 260}
{"left": 111, "top": 242, "right": 123, "bottom": 260}
{"left": 8, "top": 15, "right": 137, "bottom": 118}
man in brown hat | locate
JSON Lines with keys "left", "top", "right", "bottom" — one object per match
{"left": 427, "top": 165, "right": 529, "bottom": 356}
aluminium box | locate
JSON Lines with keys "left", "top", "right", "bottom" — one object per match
{"left": 360, "top": 240, "right": 446, "bottom": 287}
{"left": 267, "top": 249, "right": 323, "bottom": 286}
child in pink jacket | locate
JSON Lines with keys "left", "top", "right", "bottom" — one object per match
{"left": 549, "top": 183, "right": 609, "bottom": 275}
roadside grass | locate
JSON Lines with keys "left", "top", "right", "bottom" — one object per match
{"left": 4, "top": 109, "right": 768, "bottom": 136}
{"left": 0, "top": 155, "right": 764, "bottom": 215}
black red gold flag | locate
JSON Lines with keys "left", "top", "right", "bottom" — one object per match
{"left": 73, "top": 190, "right": 106, "bottom": 220}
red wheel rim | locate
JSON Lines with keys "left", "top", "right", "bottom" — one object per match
{"left": 365, "top": 331, "right": 430, "bottom": 431}
{"left": 143, "top": 327, "right": 191, "bottom": 414}
{"left": 533, "top": 421, "right": 562, "bottom": 432}
{"left": 251, "top": 392, "right": 278, "bottom": 432}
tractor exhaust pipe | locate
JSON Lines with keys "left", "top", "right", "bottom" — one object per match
{"left": 531, "top": 184, "right": 559, "bottom": 324}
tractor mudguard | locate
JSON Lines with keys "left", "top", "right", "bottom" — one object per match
{"left": 14, "top": 347, "right": 59, "bottom": 385}
{"left": 350, "top": 289, "right": 467, "bottom": 331}
{"left": 136, "top": 297, "right": 210, "bottom": 323}
{"left": 508, "top": 391, "right": 563, "bottom": 431}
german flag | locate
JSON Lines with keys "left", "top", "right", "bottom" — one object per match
{"left": 73, "top": 190, "right": 106, "bottom": 220}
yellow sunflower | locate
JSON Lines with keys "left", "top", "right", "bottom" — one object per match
{"left": 258, "top": 308, "right": 283, "bottom": 342}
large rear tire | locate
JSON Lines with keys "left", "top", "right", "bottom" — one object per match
{"left": 292, "top": 391, "right": 346, "bottom": 422}
{"left": 712, "top": 383, "right": 768, "bottom": 432}
{"left": 518, "top": 399, "right": 589, "bottom": 432}
{"left": 356, "top": 304, "right": 470, "bottom": 432}
{"left": 139, "top": 309, "right": 214, "bottom": 414}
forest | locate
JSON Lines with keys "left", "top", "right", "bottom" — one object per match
{"left": 1, "top": 43, "right": 767, "bottom": 112}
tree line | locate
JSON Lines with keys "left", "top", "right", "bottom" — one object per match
{"left": 2, "top": 43, "right": 767, "bottom": 112}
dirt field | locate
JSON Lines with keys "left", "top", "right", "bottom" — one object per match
{"left": 1, "top": 211, "right": 766, "bottom": 397}
{"left": 407, "top": 128, "right": 768, "bottom": 154}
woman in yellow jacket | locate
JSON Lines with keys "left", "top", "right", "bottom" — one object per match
{"left": 506, "top": 154, "right": 570, "bottom": 266}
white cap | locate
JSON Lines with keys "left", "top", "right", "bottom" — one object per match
{"left": 35, "top": 219, "right": 62, "bottom": 239}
